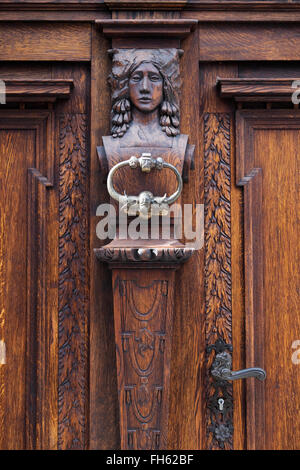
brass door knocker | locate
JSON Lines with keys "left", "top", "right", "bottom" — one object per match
{"left": 107, "top": 153, "right": 183, "bottom": 219}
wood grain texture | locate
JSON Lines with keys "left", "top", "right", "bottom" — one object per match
{"left": 2, "top": 79, "right": 74, "bottom": 103}
{"left": 105, "top": 0, "right": 187, "bottom": 9}
{"left": 181, "top": 4, "right": 300, "bottom": 22}
{"left": 236, "top": 110, "right": 300, "bottom": 450}
{"left": 199, "top": 23, "right": 300, "bottom": 61}
{"left": 199, "top": 62, "right": 246, "bottom": 451}
{"left": 96, "top": 19, "right": 198, "bottom": 47}
{"left": 27, "top": 168, "right": 53, "bottom": 449}
{"left": 0, "top": 23, "right": 91, "bottom": 61}
{"left": 218, "top": 78, "right": 300, "bottom": 102}
{"left": 0, "top": 110, "right": 55, "bottom": 449}
{"left": 89, "top": 26, "right": 121, "bottom": 450}
{"left": 58, "top": 114, "right": 89, "bottom": 450}
{"left": 168, "top": 26, "right": 203, "bottom": 451}
{"left": 2, "top": 9, "right": 300, "bottom": 452}
{"left": 204, "top": 113, "right": 233, "bottom": 450}
{"left": 3, "top": 3, "right": 300, "bottom": 22}
{"left": 95, "top": 35, "right": 197, "bottom": 450}
{"left": 106, "top": 0, "right": 300, "bottom": 15}
{"left": 0, "top": 129, "right": 35, "bottom": 449}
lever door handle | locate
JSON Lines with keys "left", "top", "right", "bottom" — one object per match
{"left": 211, "top": 351, "right": 266, "bottom": 382}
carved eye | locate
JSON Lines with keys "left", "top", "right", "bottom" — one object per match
{"left": 149, "top": 73, "right": 161, "bottom": 82}
{"left": 130, "top": 73, "right": 142, "bottom": 82}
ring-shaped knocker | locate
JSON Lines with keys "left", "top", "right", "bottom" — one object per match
{"left": 107, "top": 153, "right": 183, "bottom": 219}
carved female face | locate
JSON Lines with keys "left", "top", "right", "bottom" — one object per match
{"left": 129, "top": 62, "right": 163, "bottom": 113}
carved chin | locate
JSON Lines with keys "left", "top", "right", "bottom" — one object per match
{"left": 134, "top": 103, "right": 158, "bottom": 113}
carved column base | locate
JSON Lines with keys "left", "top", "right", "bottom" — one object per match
{"left": 95, "top": 241, "right": 193, "bottom": 449}
{"left": 95, "top": 239, "right": 193, "bottom": 268}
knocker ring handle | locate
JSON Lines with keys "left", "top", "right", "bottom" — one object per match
{"left": 107, "top": 153, "right": 183, "bottom": 206}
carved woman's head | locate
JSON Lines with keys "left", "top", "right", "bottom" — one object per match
{"left": 108, "top": 48, "right": 182, "bottom": 138}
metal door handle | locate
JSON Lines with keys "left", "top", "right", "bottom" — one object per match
{"left": 211, "top": 351, "right": 266, "bottom": 382}
{"left": 107, "top": 153, "right": 183, "bottom": 219}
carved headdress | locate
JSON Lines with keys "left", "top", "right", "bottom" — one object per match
{"left": 108, "top": 48, "right": 183, "bottom": 138}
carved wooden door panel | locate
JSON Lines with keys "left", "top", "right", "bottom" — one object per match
{"left": 203, "top": 72, "right": 300, "bottom": 450}
{"left": 0, "top": 109, "right": 57, "bottom": 449}
{"left": 235, "top": 110, "right": 300, "bottom": 449}
{"left": 0, "top": 63, "right": 89, "bottom": 450}
{"left": 0, "top": 9, "right": 300, "bottom": 452}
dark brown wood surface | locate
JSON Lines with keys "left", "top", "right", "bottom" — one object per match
{"left": 218, "top": 78, "right": 300, "bottom": 102}
{"left": 204, "top": 112, "right": 233, "bottom": 450}
{"left": 0, "top": 62, "right": 90, "bottom": 449}
{"left": 0, "top": 128, "right": 35, "bottom": 449}
{"left": 0, "top": 4, "right": 299, "bottom": 450}
{"left": 199, "top": 23, "right": 300, "bottom": 61}
{"left": 112, "top": 268, "right": 177, "bottom": 450}
{"left": 0, "top": 110, "right": 55, "bottom": 449}
{"left": 0, "top": 23, "right": 92, "bottom": 61}
{"left": 3, "top": 79, "right": 73, "bottom": 102}
{"left": 236, "top": 110, "right": 300, "bottom": 449}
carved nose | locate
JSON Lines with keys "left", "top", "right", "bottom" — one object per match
{"left": 140, "top": 76, "right": 150, "bottom": 93}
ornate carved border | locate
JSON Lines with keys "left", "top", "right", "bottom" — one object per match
{"left": 58, "top": 114, "right": 89, "bottom": 450}
{"left": 95, "top": 247, "right": 194, "bottom": 265}
{"left": 204, "top": 113, "right": 233, "bottom": 450}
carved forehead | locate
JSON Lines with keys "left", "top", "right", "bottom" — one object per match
{"left": 109, "top": 48, "right": 182, "bottom": 79}
{"left": 130, "top": 61, "right": 162, "bottom": 76}
{"left": 108, "top": 48, "right": 182, "bottom": 105}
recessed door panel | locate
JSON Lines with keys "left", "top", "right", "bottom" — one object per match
{"left": 237, "top": 111, "right": 300, "bottom": 450}
{"left": 0, "top": 129, "right": 35, "bottom": 449}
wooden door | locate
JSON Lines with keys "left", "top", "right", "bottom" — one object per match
{"left": 0, "top": 109, "right": 56, "bottom": 449}
{"left": 203, "top": 68, "right": 300, "bottom": 449}
{"left": 0, "top": 61, "right": 90, "bottom": 450}
{"left": 0, "top": 4, "right": 299, "bottom": 451}
{"left": 236, "top": 110, "right": 300, "bottom": 450}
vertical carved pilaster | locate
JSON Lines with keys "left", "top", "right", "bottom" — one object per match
{"left": 204, "top": 113, "right": 233, "bottom": 450}
{"left": 95, "top": 40, "right": 195, "bottom": 450}
{"left": 58, "top": 114, "right": 89, "bottom": 450}
{"left": 112, "top": 270, "right": 176, "bottom": 450}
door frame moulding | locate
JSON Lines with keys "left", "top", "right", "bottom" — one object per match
{"left": 0, "top": 109, "right": 55, "bottom": 449}
{"left": 2, "top": 80, "right": 74, "bottom": 103}
{"left": 96, "top": 19, "right": 198, "bottom": 49}
{"left": 218, "top": 78, "right": 300, "bottom": 103}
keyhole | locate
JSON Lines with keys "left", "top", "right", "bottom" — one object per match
{"left": 218, "top": 398, "right": 224, "bottom": 411}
